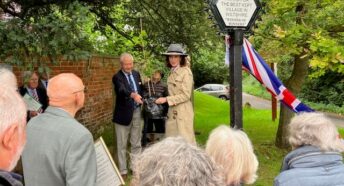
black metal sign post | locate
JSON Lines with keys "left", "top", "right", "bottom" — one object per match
{"left": 208, "top": 0, "right": 260, "bottom": 129}
{"left": 229, "top": 30, "right": 243, "bottom": 129}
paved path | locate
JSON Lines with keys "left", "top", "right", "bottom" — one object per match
{"left": 242, "top": 93, "right": 344, "bottom": 128}
{"left": 242, "top": 93, "right": 274, "bottom": 109}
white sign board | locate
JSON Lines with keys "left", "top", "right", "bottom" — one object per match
{"left": 95, "top": 137, "right": 125, "bottom": 186}
{"left": 23, "top": 93, "right": 42, "bottom": 111}
{"left": 216, "top": 0, "right": 257, "bottom": 27}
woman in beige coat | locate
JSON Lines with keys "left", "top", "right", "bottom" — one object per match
{"left": 155, "top": 44, "right": 196, "bottom": 144}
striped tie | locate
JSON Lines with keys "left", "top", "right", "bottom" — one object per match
{"left": 31, "top": 89, "right": 43, "bottom": 113}
{"left": 31, "top": 89, "right": 39, "bottom": 101}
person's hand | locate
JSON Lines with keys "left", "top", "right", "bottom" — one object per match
{"left": 29, "top": 111, "right": 39, "bottom": 117}
{"left": 134, "top": 94, "right": 143, "bottom": 104}
{"left": 155, "top": 97, "right": 167, "bottom": 104}
{"left": 131, "top": 93, "right": 143, "bottom": 104}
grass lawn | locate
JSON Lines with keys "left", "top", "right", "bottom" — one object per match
{"left": 242, "top": 74, "right": 271, "bottom": 100}
{"left": 102, "top": 91, "right": 331, "bottom": 185}
{"left": 194, "top": 91, "right": 288, "bottom": 185}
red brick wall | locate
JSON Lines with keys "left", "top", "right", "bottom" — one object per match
{"left": 4, "top": 55, "right": 120, "bottom": 136}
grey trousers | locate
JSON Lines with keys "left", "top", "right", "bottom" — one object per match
{"left": 115, "top": 108, "right": 142, "bottom": 175}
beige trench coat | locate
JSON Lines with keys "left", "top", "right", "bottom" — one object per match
{"left": 166, "top": 66, "right": 196, "bottom": 144}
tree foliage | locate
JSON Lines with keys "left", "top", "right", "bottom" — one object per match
{"left": 0, "top": 1, "right": 95, "bottom": 67}
{"left": 0, "top": 0, "right": 223, "bottom": 83}
{"left": 192, "top": 47, "right": 228, "bottom": 87}
{"left": 300, "top": 71, "right": 344, "bottom": 107}
{"left": 127, "top": 0, "right": 220, "bottom": 54}
{"left": 253, "top": 0, "right": 344, "bottom": 148}
{"left": 255, "top": 0, "right": 344, "bottom": 77}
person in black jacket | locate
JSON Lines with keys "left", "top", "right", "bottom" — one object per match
{"left": 142, "top": 70, "right": 168, "bottom": 146}
{"left": 38, "top": 68, "right": 50, "bottom": 90}
{"left": 19, "top": 71, "right": 48, "bottom": 121}
{"left": 112, "top": 53, "right": 143, "bottom": 179}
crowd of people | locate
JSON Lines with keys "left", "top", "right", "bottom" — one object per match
{"left": 0, "top": 44, "right": 344, "bottom": 186}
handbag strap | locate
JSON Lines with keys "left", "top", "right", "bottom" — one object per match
{"left": 147, "top": 79, "right": 156, "bottom": 97}
{"left": 147, "top": 79, "right": 151, "bottom": 97}
{"left": 151, "top": 80, "right": 156, "bottom": 95}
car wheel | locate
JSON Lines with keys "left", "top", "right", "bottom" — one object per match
{"left": 219, "top": 95, "right": 227, "bottom": 100}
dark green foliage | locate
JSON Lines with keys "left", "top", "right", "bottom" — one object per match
{"left": 192, "top": 47, "right": 228, "bottom": 87}
{"left": 0, "top": 0, "right": 223, "bottom": 75}
{"left": 300, "top": 72, "right": 344, "bottom": 107}
{"left": 253, "top": 0, "right": 344, "bottom": 147}
{"left": 127, "top": 0, "right": 220, "bottom": 55}
{"left": 0, "top": 1, "right": 94, "bottom": 67}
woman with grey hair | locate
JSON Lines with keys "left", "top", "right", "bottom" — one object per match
{"left": 131, "top": 137, "right": 225, "bottom": 186}
{"left": 0, "top": 67, "right": 17, "bottom": 90}
{"left": 274, "top": 112, "right": 344, "bottom": 186}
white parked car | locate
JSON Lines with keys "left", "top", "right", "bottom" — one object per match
{"left": 195, "top": 84, "right": 230, "bottom": 100}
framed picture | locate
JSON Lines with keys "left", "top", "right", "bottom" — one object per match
{"left": 95, "top": 137, "right": 125, "bottom": 186}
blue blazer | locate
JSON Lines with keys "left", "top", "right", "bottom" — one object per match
{"left": 112, "top": 70, "right": 143, "bottom": 125}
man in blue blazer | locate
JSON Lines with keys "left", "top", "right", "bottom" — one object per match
{"left": 112, "top": 53, "right": 143, "bottom": 179}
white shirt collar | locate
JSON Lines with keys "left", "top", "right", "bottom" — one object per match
{"left": 171, "top": 65, "right": 180, "bottom": 72}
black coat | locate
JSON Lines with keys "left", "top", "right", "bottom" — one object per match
{"left": 112, "top": 70, "right": 143, "bottom": 125}
{"left": 19, "top": 86, "right": 48, "bottom": 111}
{"left": 19, "top": 86, "right": 48, "bottom": 121}
{"left": 38, "top": 79, "right": 48, "bottom": 90}
{"left": 142, "top": 80, "right": 169, "bottom": 119}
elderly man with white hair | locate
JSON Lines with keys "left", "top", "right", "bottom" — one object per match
{"left": 22, "top": 73, "right": 97, "bottom": 186}
{"left": 19, "top": 71, "right": 48, "bottom": 120}
{"left": 274, "top": 112, "right": 344, "bottom": 186}
{"left": 0, "top": 86, "right": 27, "bottom": 186}
{"left": 112, "top": 53, "right": 143, "bottom": 179}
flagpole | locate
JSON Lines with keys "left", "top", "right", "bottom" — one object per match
{"left": 229, "top": 30, "right": 243, "bottom": 129}
{"left": 271, "top": 63, "right": 277, "bottom": 121}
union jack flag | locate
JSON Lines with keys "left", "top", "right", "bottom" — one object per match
{"left": 227, "top": 37, "right": 314, "bottom": 113}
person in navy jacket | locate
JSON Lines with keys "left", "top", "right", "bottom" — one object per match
{"left": 112, "top": 53, "right": 143, "bottom": 179}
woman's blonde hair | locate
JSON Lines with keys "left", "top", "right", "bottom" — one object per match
{"left": 206, "top": 125, "right": 258, "bottom": 185}
{"left": 288, "top": 112, "right": 344, "bottom": 152}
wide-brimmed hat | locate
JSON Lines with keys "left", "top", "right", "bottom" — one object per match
{"left": 162, "top": 44, "right": 188, "bottom": 56}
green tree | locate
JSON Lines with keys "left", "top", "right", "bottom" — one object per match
{"left": 192, "top": 47, "right": 228, "bottom": 87}
{"left": 88, "top": 0, "right": 223, "bottom": 81}
{"left": 253, "top": 0, "right": 344, "bottom": 148}
{"left": 0, "top": 1, "right": 94, "bottom": 67}
{"left": 0, "top": 0, "right": 222, "bottom": 78}
{"left": 0, "top": 0, "right": 144, "bottom": 67}
{"left": 127, "top": 0, "right": 220, "bottom": 54}
{"left": 300, "top": 71, "right": 344, "bottom": 107}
